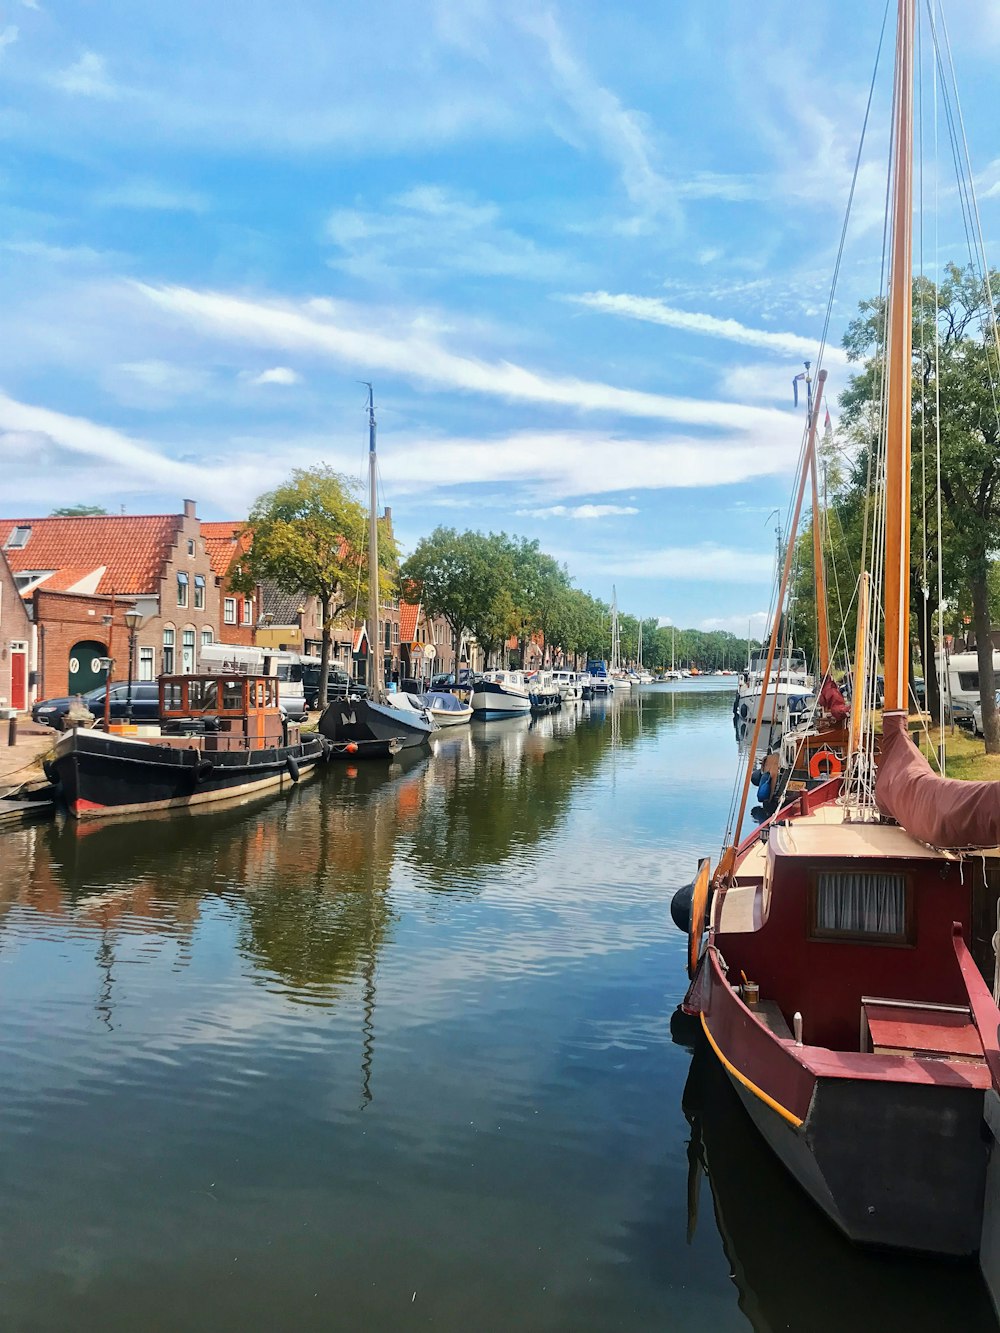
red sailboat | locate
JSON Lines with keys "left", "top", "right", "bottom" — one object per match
{"left": 681, "top": 0, "right": 1000, "bottom": 1296}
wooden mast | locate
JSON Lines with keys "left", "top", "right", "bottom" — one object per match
{"left": 882, "top": 0, "right": 915, "bottom": 715}
{"left": 810, "top": 441, "right": 831, "bottom": 678}
{"left": 365, "top": 384, "right": 384, "bottom": 705}
{"left": 728, "top": 371, "right": 827, "bottom": 853}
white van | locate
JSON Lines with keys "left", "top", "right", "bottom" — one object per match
{"left": 199, "top": 643, "right": 310, "bottom": 721}
{"left": 937, "top": 648, "right": 1000, "bottom": 727}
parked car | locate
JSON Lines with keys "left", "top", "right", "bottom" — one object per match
{"left": 302, "top": 665, "right": 354, "bottom": 709}
{"left": 972, "top": 690, "right": 1000, "bottom": 737}
{"left": 32, "top": 682, "right": 162, "bottom": 729}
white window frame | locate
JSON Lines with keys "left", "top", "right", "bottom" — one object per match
{"left": 138, "top": 647, "right": 155, "bottom": 681}
{"left": 177, "top": 571, "right": 189, "bottom": 608}
{"left": 224, "top": 598, "right": 237, "bottom": 625}
{"left": 194, "top": 574, "right": 206, "bottom": 610}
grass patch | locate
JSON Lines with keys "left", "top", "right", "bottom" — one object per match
{"left": 917, "top": 724, "right": 1000, "bottom": 781}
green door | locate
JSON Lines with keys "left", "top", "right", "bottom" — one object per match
{"left": 68, "top": 640, "right": 108, "bottom": 695}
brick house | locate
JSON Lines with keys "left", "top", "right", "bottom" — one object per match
{"left": 0, "top": 547, "right": 33, "bottom": 710}
{"left": 201, "top": 522, "right": 259, "bottom": 647}
{"left": 1, "top": 501, "right": 222, "bottom": 698}
{"left": 399, "top": 602, "right": 482, "bottom": 680}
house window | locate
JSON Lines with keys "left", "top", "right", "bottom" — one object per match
{"left": 177, "top": 571, "right": 189, "bottom": 607}
{"left": 384, "top": 622, "right": 391, "bottom": 650}
{"left": 194, "top": 574, "right": 205, "bottom": 609}
{"left": 201, "top": 628, "right": 213, "bottom": 648}
{"left": 139, "top": 647, "right": 155, "bottom": 681}
{"left": 4, "top": 525, "right": 31, "bottom": 549}
{"left": 393, "top": 622, "right": 400, "bottom": 645}
{"left": 182, "top": 629, "right": 196, "bottom": 673}
{"left": 224, "top": 598, "right": 236, "bottom": 624}
{"left": 242, "top": 598, "right": 252, "bottom": 624}
{"left": 162, "top": 628, "right": 175, "bottom": 674}
{"left": 810, "top": 872, "right": 909, "bottom": 944}
{"left": 187, "top": 539, "right": 195, "bottom": 557}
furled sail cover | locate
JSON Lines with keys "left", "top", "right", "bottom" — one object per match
{"left": 875, "top": 712, "right": 1000, "bottom": 849}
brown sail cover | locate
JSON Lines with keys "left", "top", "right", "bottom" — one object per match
{"left": 875, "top": 712, "right": 1000, "bottom": 849}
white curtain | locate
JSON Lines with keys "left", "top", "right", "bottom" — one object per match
{"left": 816, "top": 872, "right": 906, "bottom": 936}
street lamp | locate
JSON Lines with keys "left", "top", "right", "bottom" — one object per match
{"left": 124, "top": 609, "right": 143, "bottom": 724}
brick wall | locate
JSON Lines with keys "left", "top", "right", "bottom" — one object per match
{"left": 0, "top": 550, "right": 33, "bottom": 708}
{"left": 34, "top": 591, "right": 137, "bottom": 698}
{"left": 143, "top": 503, "right": 222, "bottom": 677}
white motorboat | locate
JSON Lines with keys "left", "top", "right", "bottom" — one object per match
{"left": 471, "top": 670, "right": 531, "bottom": 719}
{"left": 552, "top": 670, "right": 582, "bottom": 701}
{"left": 422, "top": 690, "right": 472, "bottom": 727}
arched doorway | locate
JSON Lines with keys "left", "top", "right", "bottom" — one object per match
{"left": 68, "top": 640, "right": 108, "bottom": 695}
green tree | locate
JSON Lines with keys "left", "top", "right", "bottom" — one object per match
{"left": 238, "top": 467, "right": 395, "bottom": 708}
{"left": 841, "top": 262, "right": 1000, "bottom": 746}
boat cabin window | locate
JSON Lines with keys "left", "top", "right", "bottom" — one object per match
{"left": 809, "top": 871, "right": 910, "bottom": 944}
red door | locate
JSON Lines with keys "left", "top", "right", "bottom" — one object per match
{"left": 11, "top": 646, "right": 27, "bottom": 711}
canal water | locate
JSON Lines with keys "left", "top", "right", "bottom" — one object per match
{"left": 0, "top": 683, "right": 995, "bottom": 1331}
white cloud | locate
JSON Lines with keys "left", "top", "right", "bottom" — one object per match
{"left": 53, "top": 51, "right": 119, "bottom": 99}
{"left": 519, "top": 503, "right": 638, "bottom": 520}
{"left": 0, "top": 25, "right": 18, "bottom": 56}
{"left": 135, "top": 283, "right": 796, "bottom": 435}
{"left": 97, "top": 180, "right": 207, "bottom": 212}
{"left": 248, "top": 366, "right": 302, "bottom": 387}
{"left": 699, "top": 610, "right": 770, "bottom": 634}
{"left": 515, "top": 10, "right": 675, "bottom": 230}
{"left": 569, "top": 291, "right": 847, "bottom": 364}
{"left": 327, "top": 184, "right": 573, "bottom": 283}
{"left": 0, "top": 390, "right": 800, "bottom": 517}
{"left": 604, "top": 546, "right": 774, "bottom": 583}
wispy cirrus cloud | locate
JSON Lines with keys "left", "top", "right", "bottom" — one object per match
{"left": 246, "top": 366, "right": 302, "bottom": 386}
{"left": 569, "top": 290, "right": 847, "bottom": 363}
{"left": 327, "top": 184, "right": 574, "bottom": 283}
{"left": 514, "top": 9, "right": 675, "bottom": 230}
{"left": 96, "top": 179, "right": 208, "bottom": 212}
{"left": 518, "top": 503, "right": 639, "bottom": 520}
{"left": 134, "top": 282, "right": 797, "bottom": 434}
{"left": 0, "top": 391, "right": 798, "bottom": 514}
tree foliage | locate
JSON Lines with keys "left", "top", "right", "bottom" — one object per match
{"left": 237, "top": 467, "right": 396, "bottom": 707}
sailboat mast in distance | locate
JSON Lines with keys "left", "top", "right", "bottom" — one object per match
{"left": 365, "top": 383, "right": 383, "bottom": 703}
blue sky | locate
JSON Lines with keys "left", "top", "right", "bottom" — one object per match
{"left": 2, "top": 1, "right": 999, "bottom": 632}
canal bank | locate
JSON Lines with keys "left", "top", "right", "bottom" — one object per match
{"left": 0, "top": 682, "right": 994, "bottom": 1330}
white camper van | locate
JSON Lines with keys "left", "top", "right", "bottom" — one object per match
{"left": 937, "top": 648, "right": 1000, "bottom": 728}
{"left": 198, "top": 643, "right": 310, "bottom": 721}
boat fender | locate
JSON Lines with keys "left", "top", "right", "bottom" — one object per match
{"left": 758, "top": 771, "right": 773, "bottom": 803}
{"left": 739, "top": 702, "right": 748, "bottom": 720}
{"left": 808, "top": 749, "right": 842, "bottom": 780}
{"left": 285, "top": 754, "right": 300, "bottom": 782}
{"left": 750, "top": 767, "right": 762, "bottom": 787}
{"left": 195, "top": 759, "right": 214, "bottom": 782}
{"left": 670, "top": 880, "right": 695, "bottom": 934}
{"left": 42, "top": 759, "right": 58, "bottom": 785}
{"left": 345, "top": 741, "right": 359, "bottom": 754}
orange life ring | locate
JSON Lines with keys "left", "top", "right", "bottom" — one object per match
{"left": 808, "top": 748, "right": 843, "bottom": 781}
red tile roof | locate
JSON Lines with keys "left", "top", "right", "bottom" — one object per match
{"left": 201, "top": 521, "right": 251, "bottom": 579}
{"left": 400, "top": 601, "right": 420, "bottom": 642}
{"left": 0, "top": 515, "right": 180, "bottom": 594}
{"left": 18, "top": 566, "right": 101, "bottom": 598}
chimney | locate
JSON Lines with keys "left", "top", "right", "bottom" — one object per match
{"left": 383, "top": 506, "right": 392, "bottom": 528}
{"left": 183, "top": 499, "right": 197, "bottom": 518}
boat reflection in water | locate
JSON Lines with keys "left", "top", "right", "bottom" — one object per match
{"left": 681, "top": 1040, "right": 998, "bottom": 1332}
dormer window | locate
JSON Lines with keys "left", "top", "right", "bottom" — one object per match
{"left": 5, "top": 525, "right": 31, "bottom": 550}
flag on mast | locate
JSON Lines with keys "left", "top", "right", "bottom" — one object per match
{"left": 792, "top": 371, "right": 808, "bottom": 407}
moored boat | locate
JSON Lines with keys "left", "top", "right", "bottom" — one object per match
{"left": 471, "top": 670, "right": 531, "bottom": 719}
{"left": 677, "top": 0, "right": 1000, "bottom": 1289}
{"left": 318, "top": 386, "right": 436, "bottom": 756}
{"left": 422, "top": 690, "right": 473, "bottom": 727}
{"left": 50, "top": 672, "right": 326, "bottom": 820}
